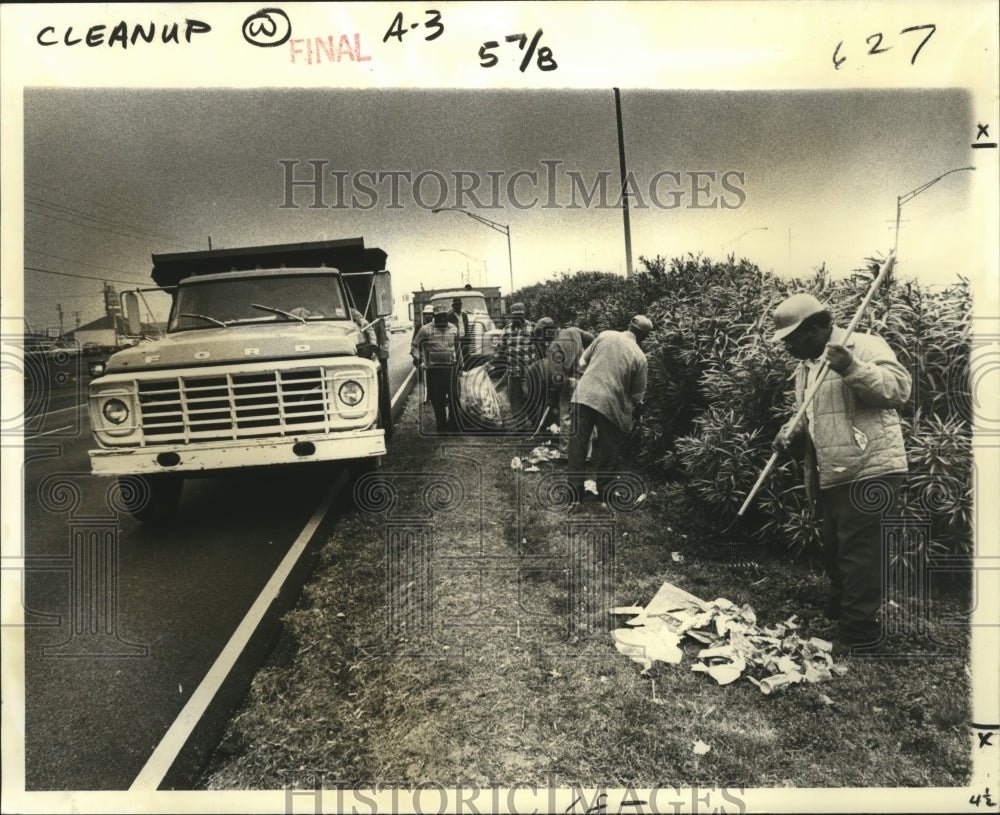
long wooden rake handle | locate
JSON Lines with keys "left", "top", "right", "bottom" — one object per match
{"left": 732, "top": 253, "right": 897, "bottom": 521}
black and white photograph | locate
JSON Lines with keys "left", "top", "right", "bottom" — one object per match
{"left": 2, "top": 3, "right": 998, "bottom": 813}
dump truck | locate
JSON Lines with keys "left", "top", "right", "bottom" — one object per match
{"left": 87, "top": 237, "right": 394, "bottom": 521}
{"left": 408, "top": 285, "right": 504, "bottom": 368}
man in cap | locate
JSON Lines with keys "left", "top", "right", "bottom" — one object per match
{"left": 412, "top": 304, "right": 435, "bottom": 403}
{"left": 447, "top": 297, "right": 472, "bottom": 359}
{"left": 544, "top": 321, "right": 595, "bottom": 457}
{"left": 770, "top": 292, "right": 910, "bottom": 651}
{"left": 567, "top": 315, "right": 653, "bottom": 506}
{"left": 412, "top": 301, "right": 463, "bottom": 432}
{"left": 523, "top": 317, "right": 558, "bottom": 434}
{"left": 492, "top": 302, "right": 536, "bottom": 430}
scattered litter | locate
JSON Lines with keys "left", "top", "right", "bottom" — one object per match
{"left": 608, "top": 580, "right": 848, "bottom": 694}
{"left": 178, "top": 684, "right": 183, "bottom": 694}
{"left": 584, "top": 479, "right": 598, "bottom": 494}
{"left": 524, "top": 465, "right": 540, "bottom": 472}
{"left": 671, "top": 552, "right": 685, "bottom": 563}
{"left": 525, "top": 446, "right": 564, "bottom": 465}
{"left": 610, "top": 606, "right": 646, "bottom": 616}
{"left": 612, "top": 618, "right": 684, "bottom": 670}
{"left": 636, "top": 493, "right": 647, "bottom": 504}
{"left": 692, "top": 739, "right": 712, "bottom": 755}
{"left": 336, "top": 612, "right": 346, "bottom": 618}
{"left": 820, "top": 694, "right": 835, "bottom": 706}
{"left": 548, "top": 423, "right": 560, "bottom": 434}
{"left": 510, "top": 457, "right": 522, "bottom": 470}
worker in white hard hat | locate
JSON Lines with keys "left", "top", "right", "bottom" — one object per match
{"left": 770, "top": 291, "right": 911, "bottom": 653}
{"left": 567, "top": 314, "right": 653, "bottom": 507}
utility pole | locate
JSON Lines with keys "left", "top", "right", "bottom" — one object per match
{"left": 614, "top": 88, "right": 634, "bottom": 278}
{"left": 208, "top": 236, "right": 213, "bottom": 250}
{"left": 56, "top": 303, "right": 64, "bottom": 338}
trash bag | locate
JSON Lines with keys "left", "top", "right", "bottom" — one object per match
{"left": 459, "top": 364, "right": 503, "bottom": 430}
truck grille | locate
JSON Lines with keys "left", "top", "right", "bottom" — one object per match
{"left": 138, "top": 368, "right": 330, "bottom": 443}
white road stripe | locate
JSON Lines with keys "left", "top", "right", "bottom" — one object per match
{"left": 129, "top": 472, "right": 346, "bottom": 791}
{"left": 129, "top": 366, "right": 413, "bottom": 790}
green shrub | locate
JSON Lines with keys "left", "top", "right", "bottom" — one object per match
{"left": 513, "top": 252, "right": 972, "bottom": 575}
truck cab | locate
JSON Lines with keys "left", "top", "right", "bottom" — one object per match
{"left": 87, "top": 238, "right": 393, "bottom": 521}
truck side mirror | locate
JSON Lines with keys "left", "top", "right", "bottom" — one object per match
{"left": 373, "top": 271, "right": 393, "bottom": 317}
{"left": 123, "top": 292, "right": 143, "bottom": 336}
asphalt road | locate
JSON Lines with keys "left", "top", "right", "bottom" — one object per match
{"left": 19, "top": 335, "right": 413, "bottom": 790}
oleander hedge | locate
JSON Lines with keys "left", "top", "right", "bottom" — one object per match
{"left": 516, "top": 254, "right": 973, "bottom": 571}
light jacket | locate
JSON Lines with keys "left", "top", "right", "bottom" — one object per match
{"left": 572, "top": 329, "right": 647, "bottom": 433}
{"left": 412, "top": 322, "right": 462, "bottom": 368}
{"left": 781, "top": 326, "right": 910, "bottom": 494}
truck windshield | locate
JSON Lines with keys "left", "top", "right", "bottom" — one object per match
{"left": 169, "top": 273, "right": 349, "bottom": 332}
{"left": 435, "top": 296, "right": 488, "bottom": 313}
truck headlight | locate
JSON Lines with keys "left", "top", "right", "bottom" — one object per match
{"left": 338, "top": 380, "right": 364, "bottom": 406}
{"left": 102, "top": 398, "right": 130, "bottom": 425}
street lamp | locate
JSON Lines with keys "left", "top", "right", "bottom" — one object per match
{"left": 722, "top": 226, "right": 768, "bottom": 259}
{"left": 439, "top": 248, "right": 487, "bottom": 287}
{"left": 894, "top": 167, "right": 975, "bottom": 254}
{"left": 432, "top": 207, "right": 513, "bottom": 294}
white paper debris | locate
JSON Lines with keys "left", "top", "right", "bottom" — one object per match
{"left": 612, "top": 618, "right": 684, "bottom": 669}
{"left": 692, "top": 739, "right": 712, "bottom": 755}
{"left": 608, "top": 582, "right": 848, "bottom": 694}
{"left": 510, "top": 457, "right": 522, "bottom": 470}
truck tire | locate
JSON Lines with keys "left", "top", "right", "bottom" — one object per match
{"left": 117, "top": 474, "right": 183, "bottom": 522}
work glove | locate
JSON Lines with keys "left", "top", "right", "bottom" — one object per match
{"left": 772, "top": 430, "right": 791, "bottom": 456}
{"left": 412, "top": 357, "right": 420, "bottom": 368}
{"left": 825, "top": 344, "right": 854, "bottom": 375}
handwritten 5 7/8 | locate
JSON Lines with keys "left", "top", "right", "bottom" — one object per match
{"left": 480, "top": 29, "right": 557, "bottom": 72}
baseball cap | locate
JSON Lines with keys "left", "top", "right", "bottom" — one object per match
{"left": 771, "top": 294, "right": 826, "bottom": 342}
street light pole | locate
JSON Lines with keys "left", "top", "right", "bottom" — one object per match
{"left": 895, "top": 166, "right": 975, "bottom": 255}
{"left": 432, "top": 207, "right": 513, "bottom": 294}
{"left": 723, "top": 226, "right": 768, "bottom": 260}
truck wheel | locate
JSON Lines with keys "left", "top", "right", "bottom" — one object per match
{"left": 117, "top": 474, "right": 183, "bottom": 522}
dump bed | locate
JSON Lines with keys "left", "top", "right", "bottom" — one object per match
{"left": 151, "top": 237, "right": 387, "bottom": 288}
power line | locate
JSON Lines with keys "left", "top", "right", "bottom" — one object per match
{"left": 26, "top": 194, "right": 200, "bottom": 248}
{"left": 25, "top": 193, "right": 203, "bottom": 247}
{"left": 24, "top": 203, "right": 200, "bottom": 251}
{"left": 24, "top": 265, "right": 151, "bottom": 287}
{"left": 24, "top": 247, "right": 144, "bottom": 278}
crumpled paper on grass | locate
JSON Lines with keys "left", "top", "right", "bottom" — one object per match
{"left": 610, "top": 586, "right": 847, "bottom": 694}
{"left": 612, "top": 617, "right": 684, "bottom": 671}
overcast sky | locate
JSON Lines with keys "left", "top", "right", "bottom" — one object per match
{"left": 23, "top": 87, "right": 977, "bottom": 334}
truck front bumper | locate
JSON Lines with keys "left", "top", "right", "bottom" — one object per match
{"left": 89, "top": 430, "right": 386, "bottom": 476}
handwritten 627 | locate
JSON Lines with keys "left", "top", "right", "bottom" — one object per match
{"left": 833, "top": 24, "right": 935, "bottom": 70}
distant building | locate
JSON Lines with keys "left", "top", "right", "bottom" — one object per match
{"left": 70, "top": 314, "right": 130, "bottom": 348}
